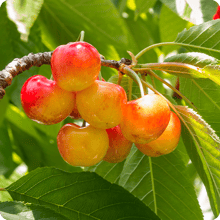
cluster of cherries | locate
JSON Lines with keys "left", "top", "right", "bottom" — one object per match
{"left": 20, "top": 41, "right": 181, "bottom": 167}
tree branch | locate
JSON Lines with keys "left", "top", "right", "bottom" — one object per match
{"left": 0, "top": 51, "right": 131, "bottom": 100}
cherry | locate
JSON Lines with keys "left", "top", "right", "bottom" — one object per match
{"left": 21, "top": 75, "right": 75, "bottom": 125}
{"left": 57, "top": 123, "right": 109, "bottom": 167}
{"left": 76, "top": 80, "right": 127, "bottom": 129}
{"left": 135, "top": 112, "right": 181, "bottom": 157}
{"left": 120, "top": 94, "right": 171, "bottom": 144}
{"left": 69, "top": 92, "right": 81, "bottom": 119}
{"left": 51, "top": 42, "right": 101, "bottom": 92}
{"left": 103, "top": 125, "right": 133, "bottom": 163}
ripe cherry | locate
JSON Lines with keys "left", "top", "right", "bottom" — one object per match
{"left": 57, "top": 123, "right": 109, "bottom": 167}
{"left": 103, "top": 125, "right": 133, "bottom": 163}
{"left": 135, "top": 112, "right": 181, "bottom": 157}
{"left": 51, "top": 42, "right": 101, "bottom": 92}
{"left": 120, "top": 94, "right": 171, "bottom": 144}
{"left": 76, "top": 80, "right": 127, "bottom": 129}
{"left": 21, "top": 75, "right": 75, "bottom": 125}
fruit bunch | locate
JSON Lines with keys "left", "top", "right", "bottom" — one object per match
{"left": 20, "top": 41, "right": 181, "bottom": 167}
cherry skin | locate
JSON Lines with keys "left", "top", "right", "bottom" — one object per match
{"left": 103, "top": 125, "right": 133, "bottom": 163}
{"left": 21, "top": 75, "right": 75, "bottom": 125}
{"left": 120, "top": 94, "right": 171, "bottom": 144}
{"left": 135, "top": 112, "right": 181, "bottom": 157}
{"left": 57, "top": 123, "right": 109, "bottom": 167}
{"left": 51, "top": 42, "right": 101, "bottom": 92}
{"left": 69, "top": 78, "right": 104, "bottom": 120}
{"left": 76, "top": 80, "right": 127, "bottom": 129}
{"left": 69, "top": 92, "right": 81, "bottom": 119}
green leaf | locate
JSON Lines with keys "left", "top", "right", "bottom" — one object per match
{"left": 176, "top": 105, "right": 220, "bottom": 217}
{"left": 124, "top": 9, "right": 158, "bottom": 64}
{"left": 118, "top": 146, "right": 203, "bottom": 220}
{"left": 160, "top": 0, "right": 217, "bottom": 24}
{"left": 164, "top": 52, "right": 219, "bottom": 68}
{"left": 86, "top": 160, "right": 126, "bottom": 184}
{"left": 0, "top": 201, "right": 69, "bottom": 220}
{"left": 6, "top": 0, "right": 44, "bottom": 40}
{"left": 6, "top": 104, "right": 41, "bottom": 141}
{"left": 159, "top": 4, "right": 188, "bottom": 54}
{"left": 39, "top": 0, "right": 134, "bottom": 55}
{"left": 134, "top": 0, "right": 156, "bottom": 18}
{"left": 202, "top": 65, "right": 220, "bottom": 86}
{"left": 175, "top": 20, "right": 220, "bottom": 60}
{"left": 0, "top": 122, "right": 13, "bottom": 175}
{"left": 6, "top": 167, "right": 160, "bottom": 220}
{"left": 0, "top": 94, "right": 9, "bottom": 126}
{"left": 180, "top": 77, "right": 220, "bottom": 139}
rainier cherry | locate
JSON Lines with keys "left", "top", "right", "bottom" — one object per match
{"left": 103, "top": 125, "right": 133, "bottom": 163}
{"left": 120, "top": 94, "right": 171, "bottom": 144}
{"left": 76, "top": 80, "right": 127, "bottom": 129}
{"left": 135, "top": 112, "right": 181, "bottom": 157}
{"left": 21, "top": 75, "right": 75, "bottom": 125}
{"left": 57, "top": 123, "right": 109, "bottom": 167}
{"left": 51, "top": 42, "right": 101, "bottom": 92}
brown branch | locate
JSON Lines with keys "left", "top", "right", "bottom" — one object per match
{"left": 0, "top": 51, "right": 131, "bottom": 100}
{"left": 0, "top": 52, "right": 52, "bottom": 99}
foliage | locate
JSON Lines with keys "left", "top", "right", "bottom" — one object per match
{"left": 0, "top": 0, "right": 220, "bottom": 219}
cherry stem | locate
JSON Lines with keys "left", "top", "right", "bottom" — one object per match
{"left": 117, "top": 72, "right": 123, "bottom": 85}
{"left": 0, "top": 188, "right": 6, "bottom": 191}
{"left": 128, "top": 77, "right": 133, "bottom": 101}
{"left": 133, "top": 62, "right": 203, "bottom": 76}
{"left": 77, "top": 30, "right": 85, "bottom": 42}
{"left": 141, "top": 74, "right": 148, "bottom": 95}
{"left": 119, "top": 64, "right": 145, "bottom": 98}
{"left": 140, "top": 69, "right": 197, "bottom": 111}
{"left": 135, "top": 41, "right": 220, "bottom": 60}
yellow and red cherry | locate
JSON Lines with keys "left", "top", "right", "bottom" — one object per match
{"left": 57, "top": 123, "right": 109, "bottom": 167}
{"left": 103, "top": 125, "right": 133, "bottom": 163}
{"left": 135, "top": 112, "right": 181, "bottom": 157}
{"left": 76, "top": 80, "right": 127, "bottom": 129}
{"left": 120, "top": 94, "right": 171, "bottom": 144}
{"left": 21, "top": 75, "right": 75, "bottom": 125}
{"left": 51, "top": 42, "right": 101, "bottom": 92}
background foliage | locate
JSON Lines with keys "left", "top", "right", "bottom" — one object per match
{"left": 0, "top": 0, "right": 220, "bottom": 219}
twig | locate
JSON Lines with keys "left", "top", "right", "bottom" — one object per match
{"left": 0, "top": 51, "right": 132, "bottom": 100}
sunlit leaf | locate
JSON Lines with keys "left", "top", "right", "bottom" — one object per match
{"left": 0, "top": 201, "right": 69, "bottom": 220}
{"left": 118, "top": 146, "right": 203, "bottom": 220}
{"left": 164, "top": 52, "right": 219, "bottom": 67}
{"left": 6, "top": 0, "right": 44, "bottom": 40}
{"left": 176, "top": 105, "right": 220, "bottom": 217}
{"left": 175, "top": 20, "right": 220, "bottom": 60}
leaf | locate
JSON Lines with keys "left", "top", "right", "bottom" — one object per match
{"left": 176, "top": 105, "right": 220, "bottom": 217}
{"left": 6, "top": 104, "right": 41, "bottom": 141}
{"left": 118, "top": 146, "right": 203, "bottom": 220}
{"left": 124, "top": 9, "right": 158, "bottom": 64}
{"left": 175, "top": 20, "right": 220, "bottom": 60}
{"left": 0, "top": 122, "right": 13, "bottom": 175}
{"left": 202, "top": 65, "right": 220, "bottom": 86}
{"left": 6, "top": 0, "right": 44, "bottom": 40}
{"left": 0, "top": 201, "right": 69, "bottom": 220}
{"left": 134, "top": 0, "right": 156, "bottom": 18}
{"left": 0, "top": 7, "right": 44, "bottom": 108}
{"left": 159, "top": 4, "right": 188, "bottom": 54}
{"left": 86, "top": 160, "right": 126, "bottom": 184}
{"left": 0, "top": 94, "right": 9, "bottom": 126}
{"left": 39, "top": 0, "right": 135, "bottom": 55}
{"left": 164, "top": 52, "right": 219, "bottom": 68}
{"left": 160, "top": 0, "right": 217, "bottom": 24}
{"left": 6, "top": 167, "right": 160, "bottom": 220}
{"left": 180, "top": 77, "right": 220, "bottom": 139}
